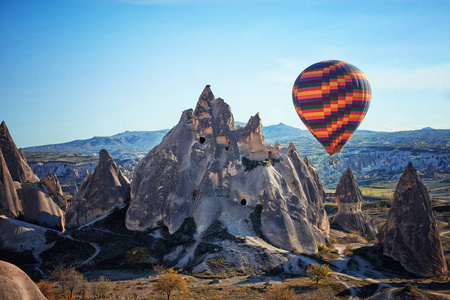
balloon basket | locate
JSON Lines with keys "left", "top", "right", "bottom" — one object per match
{"left": 329, "top": 159, "right": 339, "bottom": 166}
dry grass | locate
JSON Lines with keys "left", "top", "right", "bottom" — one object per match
{"left": 44, "top": 271, "right": 357, "bottom": 300}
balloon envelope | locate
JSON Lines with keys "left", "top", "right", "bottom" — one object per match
{"left": 292, "top": 60, "right": 371, "bottom": 156}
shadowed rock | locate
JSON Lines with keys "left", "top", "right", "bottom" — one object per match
{"left": 65, "top": 149, "right": 130, "bottom": 228}
{"left": 17, "top": 182, "right": 65, "bottom": 231}
{"left": 381, "top": 162, "right": 447, "bottom": 278}
{"left": 126, "top": 86, "right": 330, "bottom": 271}
{"left": 0, "top": 260, "right": 47, "bottom": 300}
{"left": 0, "top": 121, "right": 38, "bottom": 183}
{"left": 0, "top": 150, "right": 23, "bottom": 217}
{"left": 331, "top": 168, "right": 377, "bottom": 239}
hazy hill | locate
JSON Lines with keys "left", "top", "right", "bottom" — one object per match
{"left": 24, "top": 129, "right": 170, "bottom": 159}
{"left": 23, "top": 123, "right": 308, "bottom": 158}
{"left": 22, "top": 125, "right": 450, "bottom": 194}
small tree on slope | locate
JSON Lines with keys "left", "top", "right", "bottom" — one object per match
{"left": 155, "top": 267, "right": 188, "bottom": 300}
{"left": 306, "top": 263, "right": 334, "bottom": 285}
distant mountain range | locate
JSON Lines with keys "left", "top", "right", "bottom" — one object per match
{"left": 23, "top": 123, "right": 449, "bottom": 160}
{"left": 23, "top": 122, "right": 307, "bottom": 158}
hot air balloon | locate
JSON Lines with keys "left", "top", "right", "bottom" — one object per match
{"left": 292, "top": 60, "right": 371, "bottom": 163}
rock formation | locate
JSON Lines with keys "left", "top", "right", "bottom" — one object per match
{"left": 0, "top": 121, "right": 38, "bottom": 183}
{"left": 39, "top": 173, "right": 67, "bottom": 210}
{"left": 0, "top": 215, "right": 50, "bottom": 254}
{"left": 331, "top": 168, "right": 377, "bottom": 239}
{"left": 65, "top": 149, "right": 130, "bottom": 228}
{"left": 380, "top": 162, "right": 447, "bottom": 278}
{"left": 369, "top": 285, "right": 439, "bottom": 300}
{"left": 0, "top": 150, "right": 22, "bottom": 218}
{"left": 0, "top": 260, "right": 47, "bottom": 300}
{"left": 126, "top": 86, "right": 329, "bottom": 271}
{"left": 17, "top": 181, "right": 66, "bottom": 231}
{"left": 0, "top": 121, "right": 66, "bottom": 230}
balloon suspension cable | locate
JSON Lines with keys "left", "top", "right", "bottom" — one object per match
{"left": 329, "top": 157, "right": 340, "bottom": 166}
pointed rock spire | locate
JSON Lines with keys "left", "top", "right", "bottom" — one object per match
{"left": 65, "top": 149, "right": 130, "bottom": 228}
{"left": 194, "top": 85, "right": 215, "bottom": 117}
{"left": 0, "top": 121, "right": 38, "bottom": 183}
{"left": 335, "top": 168, "right": 363, "bottom": 204}
{"left": 331, "top": 167, "right": 377, "bottom": 238}
{"left": 382, "top": 162, "right": 447, "bottom": 278}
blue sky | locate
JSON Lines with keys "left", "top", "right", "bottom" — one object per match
{"left": 1, "top": 0, "right": 449, "bottom": 147}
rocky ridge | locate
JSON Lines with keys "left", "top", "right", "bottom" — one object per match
{"left": 125, "top": 86, "right": 330, "bottom": 272}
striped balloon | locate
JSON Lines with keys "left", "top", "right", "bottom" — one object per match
{"left": 292, "top": 60, "right": 371, "bottom": 156}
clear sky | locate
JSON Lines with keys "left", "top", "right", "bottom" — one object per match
{"left": 1, "top": 0, "right": 449, "bottom": 148}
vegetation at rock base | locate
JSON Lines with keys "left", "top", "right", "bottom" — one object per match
{"left": 343, "top": 245, "right": 354, "bottom": 256}
{"left": 314, "top": 243, "right": 339, "bottom": 261}
{"left": 37, "top": 279, "right": 55, "bottom": 300}
{"left": 126, "top": 246, "right": 152, "bottom": 269}
{"left": 49, "top": 265, "right": 84, "bottom": 298}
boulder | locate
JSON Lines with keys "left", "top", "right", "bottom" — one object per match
{"left": 126, "top": 86, "right": 329, "bottom": 271}
{"left": 0, "top": 260, "right": 47, "bottom": 300}
{"left": 331, "top": 168, "right": 377, "bottom": 239}
{"left": 381, "top": 162, "right": 447, "bottom": 278}
{"left": 0, "top": 215, "right": 50, "bottom": 254}
{"left": 65, "top": 149, "right": 130, "bottom": 228}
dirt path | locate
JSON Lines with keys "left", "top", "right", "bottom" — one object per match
{"left": 330, "top": 243, "right": 393, "bottom": 298}
{"left": 78, "top": 242, "right": 101, "bottom": 266}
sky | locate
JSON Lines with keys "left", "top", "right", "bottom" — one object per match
{"left": 1, "top": 0, "right": 449, "bottom": 148}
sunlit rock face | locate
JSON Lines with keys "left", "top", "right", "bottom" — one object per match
{"left": 0, "top": 121, "right": 65, "bottom": 230}
{"left": 0, "top": 260, "right": 47, "bottom": 300}
{"left": 381, "top": 162, "right": 447, "bottom": 278}
{"left": 126, "top": 85, "right": 330, "bottom": 269}
{"left": 331, "top": 167, "right": 377, "bottom": 239}
{"left": 0, "top": 121, "right": 38, "bottom": 184}
{"left": 65, "top": 149, "right": 130, "bottom": 228}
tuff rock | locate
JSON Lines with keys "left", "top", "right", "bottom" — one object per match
{"left": 0, "top": 150, "right": 22, "bottom": 218}
{"left": 126, "top": 86, "right": 329, "bottom": 271}
{"left": 0, "top": 260, "right": 47, "bottom": 300}
{"left": 16, "top": 180, "right": 66, "bottom": 231}
{"left": 0, "top": 121, "right": 38, "bottom": 183}
{"left": 380, "top": 162, "right": 447, "bottom": 278}
{"left": 331, "top": 168, "right": 377, "bottom": 238}
{"left": 0, "top": 121, "right": 65, "bottom": 230}
{"left": 65, "top": 149, "right": 130, "bottom": 228}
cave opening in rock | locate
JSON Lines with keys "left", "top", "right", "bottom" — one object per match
{"left": 241, "top": 199, "right": 247, "bottom": 205}
{"left": 199, "top": 136, "right": 206, "bottom": 144}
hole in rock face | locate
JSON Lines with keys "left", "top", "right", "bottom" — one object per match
{"left": 193, "top": 189, "right": 199, "bottom": 197}
{"left": 199, "top": 136, "right": 206, "bottom": 144}
{"left": 225, "top": 146, "right": 229, "bottom": 151}
{"left": 241, "top": 199, "right": 247, "bottom": 206}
